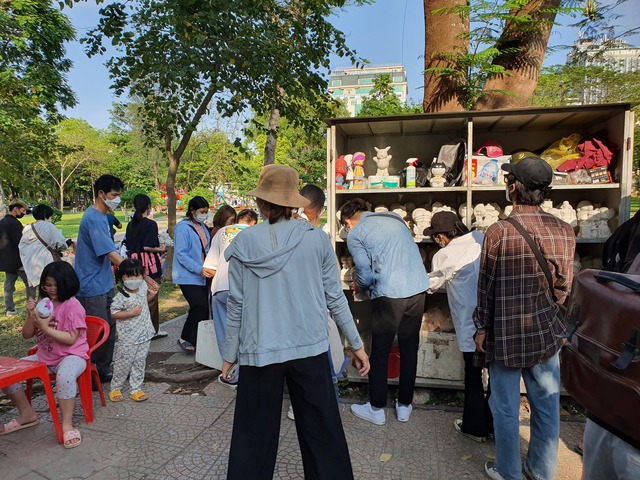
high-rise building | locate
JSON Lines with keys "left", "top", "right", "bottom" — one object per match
{"left": 329, "top": 65, "right": 408, "bottom": 117}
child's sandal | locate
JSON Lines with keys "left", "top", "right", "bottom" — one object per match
{"left": 109, "top": 389, "right": 124, "bottom": 402}
{"left": 130, "top": 390, "right": 148, "bottom": 402}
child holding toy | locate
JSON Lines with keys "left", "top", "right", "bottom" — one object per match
{"left": 0, "top": 261, "right": 89, "bottom": 449}
{"left": 109, "top": 259, "right": 157, "bottom": 402}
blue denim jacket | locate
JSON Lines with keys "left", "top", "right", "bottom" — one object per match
{"left": 346, "top": 211, "right": 429, "bottom": 299}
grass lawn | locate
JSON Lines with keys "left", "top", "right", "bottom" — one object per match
{"left": 0, "top": 273, "right": 187, "bottom": 359}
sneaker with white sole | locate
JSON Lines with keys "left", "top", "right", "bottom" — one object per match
{"left": 350, "top": 402, "right": 385, "bottom": 426}
{"left": 395, "top": 401, "right": 412, "bottom": 422}
{"left": 217, "top": 374, "right": 238, "bottom": 390}
{"left": 484, "top": 461, "right": 505, "bottom": 480}
{"left": 5, "top": 310, "right": 19, "bottom": 316}
{"left": 287, "top": 405, "right": 295, "bottom": 421}
{"left": 454, "top": 418, "right": 487, "bottom": 442}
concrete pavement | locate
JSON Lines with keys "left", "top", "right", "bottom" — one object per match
{"left": 0, "top": 316, "right": 585, "bottom": 479}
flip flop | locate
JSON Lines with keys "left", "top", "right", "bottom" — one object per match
{"left": 63, "top": 429, "right": 82, "bottom": 449}
{"left": 177, "top": 339, "right": 196, "bottom": 354}
{"left": 130, "top": 390, "right": 148, "bottom": 402}
{"left": 0, "top": 418, "right": 39, "bottom": 435}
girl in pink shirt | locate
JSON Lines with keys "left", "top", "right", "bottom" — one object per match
{"left": 0, "top": 262, "right": 88, "bottom": 449}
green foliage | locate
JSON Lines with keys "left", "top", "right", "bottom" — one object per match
{"left": 181, "top": 187, "right": 213, "bottom": 209}
{"left": 357, "top": 74, "right": 421, "bottom": 117}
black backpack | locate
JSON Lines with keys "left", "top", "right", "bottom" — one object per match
{"left": 602, "top": 210, "right": 640, "bottom": 273}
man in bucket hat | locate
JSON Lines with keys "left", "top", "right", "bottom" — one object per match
{"left": 221, "top": 164, "right": 369, "bottom": 480}
{"left": 474, "top": 156, "right": 575, "bottom": 480}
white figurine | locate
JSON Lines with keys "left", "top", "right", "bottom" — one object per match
{"left": 373, "top": 146, "right": 392, "bottom": 177}
{"left": 344, "top": 154, "right": 355, "bottom": 189}
{"left": 429, "top": 162, "right": 447, "bottom": 188}
{"left": 412, "top": 208, "right": 432, "bottom": 238}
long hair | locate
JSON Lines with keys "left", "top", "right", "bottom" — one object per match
{"left": 130, "top": 194, "right": 152, "bottom": 236}
{"left": 39, "top": 262, "right": 79, "bottom": 302}
{"left": 257, "top": 199, "right": 293, "bottom": 224}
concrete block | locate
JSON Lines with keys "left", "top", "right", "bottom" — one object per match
{"left": 416, "top": 331, "right": 464, "bottom": 381}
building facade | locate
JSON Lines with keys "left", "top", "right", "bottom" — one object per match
{"left": 329, "top": 65, "right": 408, "bottom": 117}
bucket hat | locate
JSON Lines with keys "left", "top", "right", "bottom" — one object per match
{"left": 247, "top": 164, "right": 310, "bottom": 208}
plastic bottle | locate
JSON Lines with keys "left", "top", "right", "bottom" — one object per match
{"left": 406, "top": 158, "right": 418, "bottom": 188}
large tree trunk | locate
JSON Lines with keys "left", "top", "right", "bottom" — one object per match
{"left": 263, "top": 106, "right": 280, "bottom": 165}
{"left": 423, "top": 0, "right": 468, "bottom": 113}
{"left": 164, "top": 133, "right": 178, "bottom": 282}
{"left": 475, "top": 0, "right": 561, "bottom": 110}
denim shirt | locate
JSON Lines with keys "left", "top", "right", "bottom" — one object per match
{"left": 346, "top": 211, "right": 429, "bottom": 300}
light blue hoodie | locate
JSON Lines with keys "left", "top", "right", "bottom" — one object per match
{"left": 223, "top": 218, "right": 363, "bottom": 367}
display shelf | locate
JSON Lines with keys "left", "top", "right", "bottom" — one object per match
{"left": 469, "top": 183, "right": 620, "bottom": 191}
{"left": 336, "top": 186, "right": 468, "bottom": 195}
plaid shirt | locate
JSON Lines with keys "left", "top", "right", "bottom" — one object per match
{"left": 473, "top": 205, "right": 576, "bottom": 368}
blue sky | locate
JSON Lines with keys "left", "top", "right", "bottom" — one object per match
{"left": 63, "top": 0, "right": 639, "bottom": 130}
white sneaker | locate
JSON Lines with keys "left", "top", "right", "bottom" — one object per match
{"left": 454, "top": 418, "right": 486, "bottom": 442}
{"left": 287, "top": 405, "right": 295, "bottom": 421}
{"left": 484, "top": 461, "right": 505, "bottom": 480}
{"left": 217, "top": 374, "right": 238, "bottom": 390}
{"left": 395, "top": 401, "right": 412, "bottom": 422}
{"left": 350, "top": 402, "right": 385, "bottom": 426}
{"left": 5, "top": 310, "right": 19, "bottom": 316}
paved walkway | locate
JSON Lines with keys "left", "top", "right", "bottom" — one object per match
{"left": 1, "top": 317, "right": 585, "bottom": 480}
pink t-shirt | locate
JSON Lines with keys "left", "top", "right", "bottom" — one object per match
{"left": 35, "top": 296, "right": 89, "bottom": 366}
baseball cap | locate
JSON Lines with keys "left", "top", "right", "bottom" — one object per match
{"left": 423, "top": 211, "right": 459, "bottom": 237}
{"left": 501, "top": 156, "right": 553, "bottom": 190}
{"left": 9, "top": 199, "right": 28, "bottom": 210}
{"left": 476, "top": 140, "right": 503, "bottom": 158}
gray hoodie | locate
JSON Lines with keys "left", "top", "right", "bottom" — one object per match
{"left": 224, "top": 218, "right": 363, "bottom": 367}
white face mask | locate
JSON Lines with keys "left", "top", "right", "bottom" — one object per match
{"left": 104, "top": 195, "right": 121, "bottom": 210}
{"left": 124, "top": 279, "right": 143, "bottom": 290}
{"left": 195, "top": 213, "right": 209, "bottom": 223}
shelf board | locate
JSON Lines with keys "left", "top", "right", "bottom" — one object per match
{"left": 336, "top": 186, "right": 468, "bottom": 194}
{"left": 470, "top": 183, "right": 620, "bottom": 191}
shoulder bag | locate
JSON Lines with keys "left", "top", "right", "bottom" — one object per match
{"left": 32, "top": 224, "right": 63, "bottom": 262}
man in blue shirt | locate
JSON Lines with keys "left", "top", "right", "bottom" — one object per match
{"left": 75, "top": 175, "right": 125, "bottom": 382}
{"left": 340, "top": 198, "right": 429, "bottom": 425}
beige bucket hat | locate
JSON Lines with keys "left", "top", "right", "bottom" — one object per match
{"left": 247, "top": 164, "right": 311, "bottom": 208}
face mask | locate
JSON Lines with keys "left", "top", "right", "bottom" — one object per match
{"left": 195, "top": 213, "right": 209, "bottom": 223}
{"left": 124, "top": 279, "right": 143, "bottom": 290}
{"left": 103, "top": 195, "right": 121, "bottom": 210}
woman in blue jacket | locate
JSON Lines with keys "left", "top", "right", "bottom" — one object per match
{"left": 172, "top": 196, "right": 212, "bottom": 353}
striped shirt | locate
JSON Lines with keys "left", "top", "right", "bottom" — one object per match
{"left": 473, "top": 205, "right": 576, "bottom": 368}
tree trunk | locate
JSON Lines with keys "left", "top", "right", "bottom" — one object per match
{"left": 423, "top": 0, "right": 468, "bottom": 113}
{"left": 164, "top": 132, "right": 178, "bottom": 282}
{"left": 263, "top": 106, "right": 280, "bottom": 165}
{"left": 474, "top": 0, "right": 561, "bottom": 110}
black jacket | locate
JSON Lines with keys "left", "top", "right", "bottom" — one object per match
{"left": 0, "top": 215, "right": 24, "bottom": 272}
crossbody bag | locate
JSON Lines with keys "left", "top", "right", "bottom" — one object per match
{"left": 32, "top": 224, "right": 63, "bottom": 262}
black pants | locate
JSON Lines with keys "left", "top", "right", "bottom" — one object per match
{"left": 228, "top": 353, "right": 354, "bottom": 480}
{"left": 461, "top": 351, "right": 494, "bottom": 437}
{"left": 369, "top": 293, "right": 425, "bottom": 408}
{"left": 78, "top": 289, "right": 115, "bottom": 379}
{"left": 179, "top": 284, "right": 210, "bottom": 346}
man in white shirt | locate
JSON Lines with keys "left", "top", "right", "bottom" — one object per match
{"left": 203, "top": 209, "right": 258, "bottom": 388}
{"left": 425, "top": 211, "right": 493, "bottom": 442}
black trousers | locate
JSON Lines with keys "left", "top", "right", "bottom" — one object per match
{"left": 227, "top": 353, "right": 354, "bottom": 480}
{"left": 461, "top": 351, "right": 494, "bottom": 437}
{"left": 78, "top": 289, "right": 115, "bottom": 379}
{"left": 369, "top": 293, "right": 425, "bottom": 408}
{"left": 178, "top": 284, "right": 210, "bottom": 346}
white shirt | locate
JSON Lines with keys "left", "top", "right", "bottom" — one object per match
{"left": 428, "top": 231, "right": 484, "bottom": 352}
{"left": 203, "top": 223, "right": 250, "bottom": 294}
{"left": 19, "top": 221, "right": 67, "bottom": 287}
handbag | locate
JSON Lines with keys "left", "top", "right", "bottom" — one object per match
{"left": 504, "top": 217, "right": 567, "bottom": 315}
{"left": 32, "top": 224, "right": 63, "bottom": 262}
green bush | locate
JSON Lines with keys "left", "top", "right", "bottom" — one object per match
{"left": 181, "top": 187, "right": 213, "bottom": 208}
{"left": 121, "top": 188, "right": 164, "bottom": 210}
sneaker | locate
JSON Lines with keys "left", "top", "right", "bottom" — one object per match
{"left": 5, "top": 310, "right": 19, "bottom": 316}
{"left": 287, "top": 405, "right": 295, "bottom": 421}
{"left": 454, "top": 418, "right": 487, "bottom": 443}
{"left": 484, "top": 461, "right": 505, "bottom": 480}
{"left": 151, "top": 329, "right": 169, "bottom": 340}
{"left": 217, "top": 374, "right": 238, "bottom": 390}
{"left": 350, "top": 402, "right": 385, "bottom": 426}
{"left": 395, "top": 401, "right": 412, "bottom": 422}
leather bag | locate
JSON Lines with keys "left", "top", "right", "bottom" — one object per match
{"left": 559, "top": 269, "right": 640, "bottom": 445}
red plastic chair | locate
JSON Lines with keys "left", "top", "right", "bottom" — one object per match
{"left": 26, "top": 316, "right": 110, "bottom": 424}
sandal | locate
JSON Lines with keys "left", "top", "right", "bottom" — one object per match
{"left": 109, "top": 389, "right": 124, "bottom": 402}
{"left": 574, "top": 443, "right": 583, "bottom": 456}
{"left": 130, "top": 390, "right": 148, "bottom": 402}
{"left": 0, "top": 418, "right": 39, "bottom": 435}
{"left": 63, "top": 429, "right": 82, "bottom": 449}
{"left": 177, "top": 339, "right": 196, "bottom": 354}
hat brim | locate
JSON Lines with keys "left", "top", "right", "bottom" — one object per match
{"left": 247, "top": 188, "right": 311, "bottom": 208}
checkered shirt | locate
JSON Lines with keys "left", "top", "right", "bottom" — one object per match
{"left": 473, "top": 205, "right": 576, "bottom": 368}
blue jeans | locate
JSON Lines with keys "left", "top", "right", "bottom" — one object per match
{"left": 488, "top": 352, "right": 560, "bottom": 480}
{"left": 212, "top": 290, "right": 238, "bottom": 381}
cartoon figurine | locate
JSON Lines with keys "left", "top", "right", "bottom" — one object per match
{"left": 344, "top": 154, "right": 354, "bottom": 189}
{"left": 373, "top": 146, "right": 392, "bottom": 177}
{"left": 336, "top": 155, "right": 348, "bottom": 190}
{"left": 429, "top": 161, "right": 447, "bottom": 188}
{"left": 352, "top": 151, "right": 366, "bottom": 189}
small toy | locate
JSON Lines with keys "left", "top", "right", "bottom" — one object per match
{"left": 352, "top": 152, "right": 366, "bottom": 189}
{"left": 373, "top": 146, "right": 392, "bottom": 177}
{"left": 344, "top": 154, "right": 355, "bottom": 189}
{"left": 336, "top": 155, "right": 348, "bottom": 190}
{"left": 35, "top": 298, "right": 54, "bottom": 318}
{"left": 429, "top": 161, "right": 447, "bottom": 188}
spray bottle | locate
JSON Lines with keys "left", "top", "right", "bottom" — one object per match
{"left": 406, "top": 158, "right": 418, "bottom": 188}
